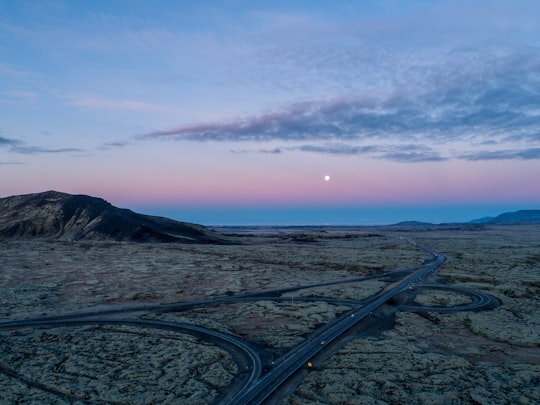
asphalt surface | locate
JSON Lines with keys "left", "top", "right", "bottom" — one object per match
{"left": 0, "top": 238, "right": 500, "bottom": 404}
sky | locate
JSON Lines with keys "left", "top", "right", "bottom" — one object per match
{"left": 1, "top": 0, "right": 540, "bottom": 225}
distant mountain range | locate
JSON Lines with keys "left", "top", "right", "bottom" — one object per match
{"left": 393, "top": 210, "right": 540, "bottom": 227}
{"left": 0, "top": 191, "right": 538, "bottom": 241}
{"left": 470, "top": 210, "right": 540, "bottom": 224}
{"left": 0, "top": 191, "right": 229, "bottom": 243}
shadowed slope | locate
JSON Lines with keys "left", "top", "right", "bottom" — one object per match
{"left": 0, "top": 191, "right": 229, "bottom": 243}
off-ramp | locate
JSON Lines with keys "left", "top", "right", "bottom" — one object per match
{"left": 0, "top": 239, "right": 499, "bottom": 404}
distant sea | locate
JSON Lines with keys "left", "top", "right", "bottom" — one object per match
{"left": 132, "top": 204, "right": 530, "bottom": 226}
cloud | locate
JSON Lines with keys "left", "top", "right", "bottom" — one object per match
{"left": 68, "top": 95, "right": 166, "bottom": 112}
{"left": 230, "top": 147, "right": 283, "bottom": 154}
{"left": 461, "top": 148, "right": 540, "bottom": 161}
{"left": 0, "top": 135, "right": 84, "bottom": 155}
{"left": 379, "top": 151, "right": 446, "bottom": 163}
{"left": 12, "top": 146, "right": 84, "bottom": 155}
{"left": 231, "top": 142, "right": 445, "bottom": 162}
{"left": 258, "top": 147, "right": 282, "bottom": 154}
{"left": 97, "top": 140, "right": 132, "bottom": 150}
{"left": 138, "top": 100, "right": 345, "bottom": 142}
{"left": 294, "top": 143, "right": 378, "bottom": 155}
{"left": 0, "top": 136, "right": 23, "bottom": 147}
{"left": 138, "top": 47, "right": 540, "bottom": 162}
{"left": 291, "top": 143, "right": 445, "bottom": 163}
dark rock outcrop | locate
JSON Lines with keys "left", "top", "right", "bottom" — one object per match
{"left": 0, "top": 191, "right": 229, "bottom": 243}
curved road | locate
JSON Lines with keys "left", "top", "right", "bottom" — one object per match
{"left": 0, "top": 238, "right": 499, "bottom": 404}
{"left": 229, "top": 244, "right": 449, "bottom": 404}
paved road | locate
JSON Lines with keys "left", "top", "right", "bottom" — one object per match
{"left": 228, "top": 242, "right": 448, "bottom": 404}
{"left": 0, "top": 318, "right": 262, "bottom": 403}
{"left": 0, "top": 239, "right": 499, "bottom": 404}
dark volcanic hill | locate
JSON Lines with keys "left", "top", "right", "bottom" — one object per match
{"left": 0, "top": 191, "right": 229, "bottom": 243}
{"left": 392, "top": 221, "right": 435, "bottom": 226}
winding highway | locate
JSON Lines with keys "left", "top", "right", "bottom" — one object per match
{"left": 0, "top": 238, "right": 499, "bottom": 404}
{"left": 228, "top": 242, "right": 449, "bottom": 404}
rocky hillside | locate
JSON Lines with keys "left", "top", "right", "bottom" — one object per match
{"left": 0, "top": 191, "right": 229, "bottom": 243}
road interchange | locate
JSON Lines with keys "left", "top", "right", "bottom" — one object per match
{"left": 0, "top": 238, "right": 499, "bottom": 404}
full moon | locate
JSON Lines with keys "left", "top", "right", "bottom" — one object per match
{"left": 324, "top": 175, "right": 330, "bottom": 181}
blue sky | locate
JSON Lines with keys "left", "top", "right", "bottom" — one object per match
{"left": 1, "top": 1, "right": 540, "bottom": 225}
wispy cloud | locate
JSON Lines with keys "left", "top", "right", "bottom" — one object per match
{"left": 137, "top": 45, "right": 540, "bottom": 161}
{"left": 97, "top": 140, "right": 132, "bottom": 150}
{"left": 293, "top": 143, "right": 378, "bottom": 156}
{"left": 461, "top": 148, "right": 540, "bottom": 161}
{"left": 4, "top": 1, "right": 539, "bottom": 166}
{"left": 290, "top": 143, "right": 445, "bottom": 163}
{"left": 68, "top": 95, "right": 166, "bottom": 112}
{"left": 138, "top": 100, "right": 347, "bottom": 142}
{"left": 258, "top": 147, "right": 282, "bottom": 154}
{"left": 0, "top": 135, "right": 23, "bottom": 147}
{"left": 0, "top": 135, "right": 84, "bottom": 155}
{"left": 13, "top": 146, "right": 84, "bottom": 154}
{"left": 379, "top": 151, "right": 446, "bottom": 163}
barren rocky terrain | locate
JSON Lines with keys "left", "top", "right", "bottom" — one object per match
{"left": 1, "top": 226, "right": 539, "bottom": 404}
{"left": 288, "top": 226, "right": 540, "bottom": 405}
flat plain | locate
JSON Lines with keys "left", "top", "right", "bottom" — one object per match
{"left": 0, "top": 225, "right": 539, "bottom": 404}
